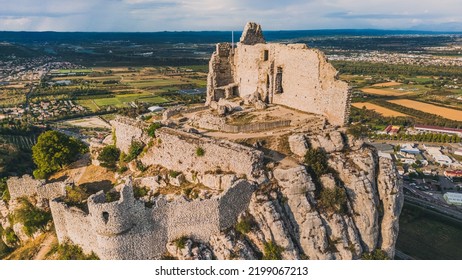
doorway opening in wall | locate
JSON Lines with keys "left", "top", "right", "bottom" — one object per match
{"left": 276, "top": 67, "right": 283, "bottom": 94}
{"left": 263, "top": 50, "right": 269, "bottom": 61}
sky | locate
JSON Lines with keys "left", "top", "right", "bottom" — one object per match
{"left": 0, "top": 0, "right": 462, "bottom": 32}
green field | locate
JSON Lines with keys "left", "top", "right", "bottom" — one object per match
{"left": 396, "top": 203, "right": 462, "bottom": 260}
{"left": 0, "top": 135, "right": 36, "bottom": 150}
{"left": 51, "top": 69, "right": 93, "bottom": 74}
{"left": 127, "top": 79, "right": 187, "bottom": 89}
{"left": 88, "top": 93, "right": 168, "bottom": 108}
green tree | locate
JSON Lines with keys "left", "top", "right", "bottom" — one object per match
{"left": 97, "top": 145, "right": 120, "bottom": 169}
{"left": 304, "top": 148, "right": 330, "bottom": 178}
{"left": 32, "top": 131, "right": 88, "bottom": 179}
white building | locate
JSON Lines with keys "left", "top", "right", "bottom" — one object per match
{"left": 424, "top": 145, "right": 453, "bottom": 166}
{"left": 400, "top": 143, "right": 421, "bottom": 155}
{"left": 443, "top": 192, "right": 462, "bottom": 206}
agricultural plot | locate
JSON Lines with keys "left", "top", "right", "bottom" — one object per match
{"left": 62, "top": 116, "right": 111, "bottom": 129}
{"left": 372, "top": 81, "right": 402, "bottom": 87}
{"left": 388, "top": 99, "right": 462, "bottom": 121}
{"left": 361, "top": 88, "right": 412, "bottom": 96}
{"left": 92, "top": 93, "right": 168, "bottom": 108}
{"left": 352, "top": 102, "right": 408, "bottom": 117}
{"left": 0, "top": 135, "right": 36, "bottom": 150}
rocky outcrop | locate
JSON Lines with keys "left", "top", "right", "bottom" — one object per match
{"left": 248, "top": 192, "right": 300, "bottom": 260}
{"left": 209, "top": 230, "right": 256, "bottom": 260}
{"left": 377, "top": 156, "right": 404, "bottom": 258}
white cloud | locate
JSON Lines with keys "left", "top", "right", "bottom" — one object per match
{"left": 0, "top": 0, "right": 461, "bottom": 31}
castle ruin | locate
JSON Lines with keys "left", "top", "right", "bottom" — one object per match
{"left": 206, "top": 22, "right": 351, "bottom": 126}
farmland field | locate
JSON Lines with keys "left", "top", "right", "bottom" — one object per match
{"left": 361, "top": 88, "right": 411, "bottom": 96}
{"left": 91, "top": 93, "right": 168, "bottom": 107}
{"left": 372, "top": 81, "right": 402, "bottom": 87}
{"left": 388, "top": 99, "right": 462, "bottom": 121}
{"left": 352, "top": 102, "right": 408, "bottom": 117}
{"left": 0, "top": 135, "right": 36, "bottom": 150}
{"left": 62, "top": 116, "right": 111, "bottom": 129}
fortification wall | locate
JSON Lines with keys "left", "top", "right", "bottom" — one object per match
{"left": 110, "top": 116, "right": 149, "bottom": 153}
{"left": 50, "top": 180, "right": 255, "bottom": 259}
{"left": 166, "top": 198, "right": 219, "bottom": 242}
{"left": 7, "top": 175, "right": 44, "bottom": 200}
{"left": 234, "top": 43, "right": 350, "bottom": 126}
{"left": 141, "top": 127, "right": 264, "bottom": 180}
{"left": 7, "top": 175, "right": 66, "bottom": 201}
{"left": 206, "top": 43, "right": 235, "bottom": 105}
{"left": 218, "top": 180, "right": 255, "bottom": 229}
{"left": 50, "top": 200, "right": 99, "bottom": 255}
{"left": 206, "top": 23, "right": 351, "bottom": 126}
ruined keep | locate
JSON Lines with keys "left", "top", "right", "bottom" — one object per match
{"left": 206, "top": 22, "right": 351, "bottom": 126}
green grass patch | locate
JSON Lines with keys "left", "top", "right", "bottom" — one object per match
{"left": 48, "top": 242, "right": 99, "bottom": 260}
{"left": 13, "top": 198, "right": 51, "bottom": 237}
{"left": 262, "top": 241, "right": 283, "bottom": 260}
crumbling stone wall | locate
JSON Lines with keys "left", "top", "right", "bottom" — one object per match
{"left": 141, "top": 127, "right": 264, "bottom": 180}
{"left": 206, "top": 22, "right": 351, "bottom": 126}
{"left": 110, "top": 116, "right": 150, "bottom": 153}
{"left": 49, "top": 180, "right": 255, "bottom": 259}
{"left": 7, "top": 175, "right": 66, "bottom": 201}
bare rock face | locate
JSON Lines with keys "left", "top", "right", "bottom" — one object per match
{"left": 307, "top": 131, "right": 345, "bottom": 153}
{"left": 288, "top": 134, "right": 309, "bottom": 157}
{"left": 377, "top": 157, "right": 404, "bottom": 258}
{"left": 209, "top": 230, "right": 256, "bottom": 260}
{"left": 239, "top": 22, "right": 265, "bottom": 45}
{"left": 329, "top": 148, "right": 379, "bottom": 252}
{"left": 248, "top": 192, "right": 299, "bottom": 259}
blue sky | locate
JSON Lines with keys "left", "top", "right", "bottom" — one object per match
{"left": 0, "top": 0, "right": 461, "bottom": 31}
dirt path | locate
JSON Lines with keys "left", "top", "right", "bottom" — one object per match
{"left": 33, "top": 233, "right": 56, "bottom": 260}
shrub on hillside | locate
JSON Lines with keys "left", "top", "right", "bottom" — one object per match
{"left": 97, "top": 145, "right": 120, "bottom": 169}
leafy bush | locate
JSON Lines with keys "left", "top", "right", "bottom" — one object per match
{"left": 133, "top": 186, "right": 148, "bottom": 199}
{"left": 235, "top": 215, "right": 255, "bottom": 235}
{"left": 97, "top": 145, "right": 120, "bottom": 169}
{"left": 318, "top": 187, "right": 348, "bottom": 214}
{"left": 361, "top": 249, "right": 390, "bottom": 260}
{"left": 174, "top": 236, "right": 188, "bottom": 249}
{"left": 32, "top": 131, "right": 88, "bottom": 179}
{"left": 196, "top": 147, "right": 205, "bottom": 157}
{"left": 262, "top": 241, "right": 283, "bottom": 260}
{"left": 117, "top": 166, "right": 128, "bottom": 173}
{"left": 135, "top": 160, "right": 147, "bottom": 172}
{"left": 3, "top": 227, "right": 19, "bottom": 246}
{"left": 0, "top": 178, "right": 10, "bottom": 203}
{"left": 105, "top": 191, "right": 120, "bottom": 203}
{"left": 169, "top": 170, "right": 180, "bottom": 178}
{"left": 13, "top": 198, "right": 51, "bottom": 237}
{"left": 147, "top": 123, "right": 162, "bottom": 138}
{"left": 124, "top": 140, "right": 144, "bottom": 162}
{"left": 304, "top": 148, "right": 330, "bottom": 178}
{"left": 64, "top": 185, "right": 90, "bottom": 207}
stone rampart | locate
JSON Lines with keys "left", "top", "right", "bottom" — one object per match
{"left": 7, "top": 175, "right": 66, "bottom": 201}
{"left": 141, "top": 127, "right": 264, "bottom": 180}
{"left": 50, "top": 179, "right": 255, "bottom": 259}
{"left": 110, "top": 116, "right": 149, "bottom": 153}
